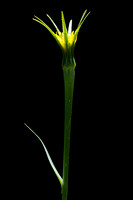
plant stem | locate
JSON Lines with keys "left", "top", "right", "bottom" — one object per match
{"left": 62, "top": 67, "right": 75, "bottom": 200}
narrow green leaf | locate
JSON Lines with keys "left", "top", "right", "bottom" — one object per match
{"left": 24, "top": 123, "right": 63, "bottom": 187}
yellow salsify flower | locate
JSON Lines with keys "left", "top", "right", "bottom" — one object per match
{"left": 55, "top": 30, "right": 77, "bottom": 50}
{"left": 33, "top": 10, "right": 91, "bottom": 68}
{"left": 26, "top": 10, "right": 91, "bottom": 200}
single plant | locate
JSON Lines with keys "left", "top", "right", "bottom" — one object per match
{"left": 24, "top": 9, "right": 91, "bottom": 200}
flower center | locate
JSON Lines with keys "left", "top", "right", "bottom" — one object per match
{"left": 56, "top": 31, "right": 77, "bottom": 50}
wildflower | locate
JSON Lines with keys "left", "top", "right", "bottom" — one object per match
{"left": 33, "top": 10, "right": 91, "bottom": 68}
{"left": 25, "top": 10, "right": 91, "bottom": 200}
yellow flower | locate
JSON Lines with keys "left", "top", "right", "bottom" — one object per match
{"left": 33, "top": 10, "right": 90, "bottom": 52}
{"left": 55, "top": 31, "right": 77, "bottom": 50}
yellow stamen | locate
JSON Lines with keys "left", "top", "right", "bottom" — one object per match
{"left": 68, "top": 31, "right": 77, "bottom": 46}
{"left": 55, "top": 31, "right": 77, "bottom": 50}
{"left": 56, "top": 32, "right": 66, "bottom": 49}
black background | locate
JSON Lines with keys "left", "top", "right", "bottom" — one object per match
{"left": 21, "top": 3, "right": 129, "bottom": 200}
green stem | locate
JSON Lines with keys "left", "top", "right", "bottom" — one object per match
{"left": 62, "top": 67, "right": 75, "bottom": 200}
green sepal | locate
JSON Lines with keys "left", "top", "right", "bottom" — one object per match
{"left": 33, "top": 16, "right": 63, "bottom": 50}
{"left": 62, "top": 55, "right": 76, "bottom": 70}
{"left": 61, "top": 11, "right": 69, "bottom": 49}
{"left": 73, "top": 10, "right": 91, "bottom": 46}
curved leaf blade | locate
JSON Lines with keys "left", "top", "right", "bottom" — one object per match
{"left": 24, "top": 123, "right": 63, "bottom": 187}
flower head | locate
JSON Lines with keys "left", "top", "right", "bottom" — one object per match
{"left": 33, "top": 10, "right": 91, "bottom": 68}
